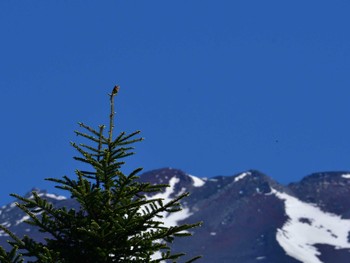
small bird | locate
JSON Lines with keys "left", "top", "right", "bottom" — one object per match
{"left": 112, "top": 85, "right": 120, "bottom": 95}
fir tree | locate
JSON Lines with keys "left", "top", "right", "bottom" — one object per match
{"left": 0, "top": 86, "right": 202, "bottom": 263}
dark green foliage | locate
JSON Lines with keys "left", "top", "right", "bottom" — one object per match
{"left": 0, "top": 87, "right": 201, "bottom": 262}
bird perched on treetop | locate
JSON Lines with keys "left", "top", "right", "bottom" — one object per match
{"left": 112, "top": 85, "right": 120, "bottom": 95}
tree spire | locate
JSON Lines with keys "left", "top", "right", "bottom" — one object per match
{"left": 109, "top": 85, "right": 120, "bottom": 143}
{"left": 0, "top": 86, "right": 202, "bottom": 262}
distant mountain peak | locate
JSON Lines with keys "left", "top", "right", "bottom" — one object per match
{"left": 2, "top": 168, "right": 350, "bottom": 262}
{"left": 139, "top": 167, "right": 206, "bottom": 191}
{"left": 22, "top": 188, "right": 67, "bottom": 201}
{"left": 298, "top": 171, "right": 350, "bottom": 183}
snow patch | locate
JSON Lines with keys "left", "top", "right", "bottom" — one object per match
{"left": 145, "top": 177, "right": 193, "bottom": 262}
{"left": 341, "top": 174, "right": 350, "bottom": 179}
{"left": 2, "top": 221, "right": 11, "bottom": 228}
{"left": 16, "top": 215, "right": 30, "bottom": 225}
{"left": 188, "top": 174, "right": 205, "bottom": 187}
{"left": 234, "top": 172, "right": 251, "bottom": 182}
{"left": 151, "top": 251, "right": 164, "bottom": 263}
{"left": 148, "top": 177, "right": 178, "bottom": 205}
{"left": 148, "top": 177, "right": 192, "bottom": 227}
{"left": 27, "top": 192, "right": 67, "bottom": 200}
{"left": 43, "top": 193, "right": 67, "bottom": 200}
{"left": 272, "top": 188, "right": 350, "bottom": 263}
{"left": 177, "top": 187, "right": 187, "bottom": 197}
{"left": 210, "top": 232, "right": 216, "bottom": 236}
{"left": 0, "top": 230, "right": 9, "bottom": 237}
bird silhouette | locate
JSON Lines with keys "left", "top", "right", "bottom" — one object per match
{"left": 112, "top": 85, "right": 120, "bottom": 95}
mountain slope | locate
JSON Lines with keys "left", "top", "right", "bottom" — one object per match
{"left": 1, "top": 168, "right": 350, "bottom": 263}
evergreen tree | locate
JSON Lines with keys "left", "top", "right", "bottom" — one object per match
{"left": 0, "top": 86, "right": 201, "bottom": 263}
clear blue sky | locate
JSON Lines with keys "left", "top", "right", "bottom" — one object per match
{"left": 1, "top": 1, "right": 350, "bottom": 204}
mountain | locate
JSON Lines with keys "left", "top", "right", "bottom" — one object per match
{"left": 1, "top": 168, "right": 350, "bottom": 263}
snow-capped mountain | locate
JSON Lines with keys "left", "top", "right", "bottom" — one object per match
{"left": 1, "top": 168, "right": 350, "bottom": 263}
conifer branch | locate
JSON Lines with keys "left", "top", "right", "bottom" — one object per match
{"left": 0, "top": 86, "right": 202, "bottom": 262}
{"left": 0, "top": 224, "right": 25, "bottom": 248}
{"left": 96, "top": 125, "right": 104, "bottom": 188}
{"left": 78, "top": 122, "right": 106, "bottom": 139}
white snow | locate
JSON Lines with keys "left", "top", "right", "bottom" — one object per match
{"left": 177, "top": 187, "right": 187, "bottom": 197}
{"left": 2, "top": 221, "right": 11, "bottom": 228}
{"left": 16, "top": 215, "right": 30, "bottom": 225}
{"left": 272, "top": 188, "right": 350, "bottom": 263}
{"left": 148, "top": 177, "right": 178, "bottom": 205}
{"left": 341, "top": 174, "right": 350, "bottom": 179}
{"left": 43, "top": 193, "right": 67, "bottom": 200}
{"left": 0, "top": 230, "right": 9, "bottom": 237}
{"left": 0, "top": 221, "right": 11, "bottom": 236}
{"left": 27, "top": 192, "right": 67, "bottom": 200}
{"left": 210, "top": 232, "right": 217, "bottom": 236}
{"left": 151, "top": 251, "right": 164, "bottom": 262}
{"left": 188, "top": 174, "right": 205, "bottom": 187}
{"left": 234, "top": 172, "right": 251, "bottom": 182}
{"left": 145, "top": 177, "right": 193, "bottom": 262}
{"left": 36, "top": 193, "right": 67, "bottom": 200}
{"left": 147, "top": 177, "right": 193, "bottom": 227}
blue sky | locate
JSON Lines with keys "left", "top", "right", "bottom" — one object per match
{"left": 1, "top": 1, "right": 350, "bottom": 204}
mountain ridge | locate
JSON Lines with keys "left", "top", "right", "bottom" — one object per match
{"left": 1, "top": 168, "right": 350, "bottom": 263}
